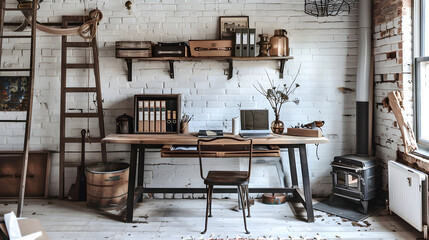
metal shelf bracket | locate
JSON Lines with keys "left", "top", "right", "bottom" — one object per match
{"left": 279, "top": 59, "right": 286, "bottom": 79}
{"left": 126, "top": 59, "right": 132, "bottom": 82}
{"left": 227, "top": 59, "right": 233, "bottom": 80}
{"left": 169, "top": 60, "right": 174, "bottom": 79}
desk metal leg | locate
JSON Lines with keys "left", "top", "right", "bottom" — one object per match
{"left": 276, "top": 156, "right": 288, "bottom": 188}
{"left": 137, "top": 146, "right": 145, "bottom": 202}
{"left": 298, "top": 144, "right": 314, "bottom": 222}
{"left": 126, "top": 144, "right": 138, "bottom": 223}
{"left": 288, "top": 148, "right": 298, "bottom": 187}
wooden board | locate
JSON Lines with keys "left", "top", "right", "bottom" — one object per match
{"left": 0, "top": 151, "right": 50, "bottom": 198}
{"left": 122, "top": 56, "right": 293, "bottom": 61}
{"left": 385, "top": 91, "right": 417, "bottom": 154}
{"left": 286, "top": 128, "right": 322, "bottom": 137}
{"left": 102, "top": 133, "right": 329, "bottom": 145}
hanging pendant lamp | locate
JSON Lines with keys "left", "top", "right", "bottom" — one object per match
{"left": 304, "top": 0, "right": 355, "bottom": 17}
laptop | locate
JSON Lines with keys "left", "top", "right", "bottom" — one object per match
{"left": 239, "top": 110, "right": 272, "bottom": 137}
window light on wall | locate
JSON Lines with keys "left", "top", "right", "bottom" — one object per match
{"left": 304, "top": 0, "right": 356, "bottom": 17}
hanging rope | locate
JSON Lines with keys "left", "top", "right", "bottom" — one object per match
{"left": 16, "top": 2, "right": 103, "bottom": 40}
{"left": 78, "top": 9, "right": 103, "bottom": 40}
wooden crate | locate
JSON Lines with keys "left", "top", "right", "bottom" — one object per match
{"left": 115, "top": 41, "right": 152, "bottom": 58}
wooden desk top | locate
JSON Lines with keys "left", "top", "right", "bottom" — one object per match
{"left": 102, "top": 133, "right": 329, "bottom": 145}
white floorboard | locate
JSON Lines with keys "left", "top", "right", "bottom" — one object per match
{"left": 0, "top": 198, "right": 422, "bottom": 240}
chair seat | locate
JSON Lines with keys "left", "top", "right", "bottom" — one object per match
{"left": 204, "top": 171, "right": 249, "bottom": 185}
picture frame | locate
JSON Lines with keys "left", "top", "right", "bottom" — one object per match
{"left": 219, "top": 16, "right": 249, "bottom": 40}
{"left": 0, "top": 76, "right": 29, "bottom": 111}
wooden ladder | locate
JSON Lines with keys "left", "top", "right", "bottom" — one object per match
{"left": 59, "top": 15, "right": 107, "bottom": 199}
{"left": 0, "top": 0, "right": 37, "bottom": 217}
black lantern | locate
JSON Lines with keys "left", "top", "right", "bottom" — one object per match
{"left": 304, "top": 0, "right": 355, "bottom": 17}
{"left": 116, "top": 113, "right": 133, "bottom": 134}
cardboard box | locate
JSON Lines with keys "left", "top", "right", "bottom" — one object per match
{"left": 0, "top": 218, "right": 50, "bottom": 240}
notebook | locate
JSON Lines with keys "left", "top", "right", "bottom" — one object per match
{"left": 198, "top": 130, "right": 223, "bottom": 138}
{"left": 239, "top": 109, "right": 271, "bottom": 137}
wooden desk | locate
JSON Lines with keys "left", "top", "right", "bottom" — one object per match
{"left": 102, "top": 133, "right": 329, "bottom": 223}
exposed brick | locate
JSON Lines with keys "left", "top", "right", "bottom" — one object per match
{"left": 373, "top": 0, "right": 413, "bottom": 190}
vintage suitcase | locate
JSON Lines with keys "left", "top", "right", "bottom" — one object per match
{"left": 116, "top": 41, "right": 152, "bottom": 58}
{"left": 153, "top": 42, "right": 188, "bottom": 57}
{"left": 189, "top": 40, "right": 233, "bottom": 57}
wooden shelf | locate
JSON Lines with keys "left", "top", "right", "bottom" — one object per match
{"left": 120, "top": 56, "right": 293, "bottom": 81}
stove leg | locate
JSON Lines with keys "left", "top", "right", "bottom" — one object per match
{"left": 361, "top": 200, "right": 368, "bottom": 214}
{"left": 328, "top": 194, "right": 335, "bottom": 205}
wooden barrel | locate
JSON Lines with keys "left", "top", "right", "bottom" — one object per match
{"left": 86, "top": 162, "right": 129, "bottom": 210}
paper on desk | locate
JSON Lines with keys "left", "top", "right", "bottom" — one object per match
{"left": 4, "top": 212, "right": 42, "bottom": 240}
{"left": 171, "top": 146, "right": 197, "bottom": 151}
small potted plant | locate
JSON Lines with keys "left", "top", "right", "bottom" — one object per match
{"left": 254, "top": 64, "right": 301, "bottom": 134}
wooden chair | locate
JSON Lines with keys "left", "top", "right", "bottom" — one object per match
{"left": 198, "top": 136, "right": 253, "bottom": 234}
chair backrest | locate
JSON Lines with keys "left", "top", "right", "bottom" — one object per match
{"left": 197, "top": 136, "right": 253, "bottom": 181}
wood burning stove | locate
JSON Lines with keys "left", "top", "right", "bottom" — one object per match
{"left": 330, "top": 155, "right": 378, "bottom": 214}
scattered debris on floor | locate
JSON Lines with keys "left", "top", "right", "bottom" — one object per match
{"left": 132, "top": 220, "right": 148, "bottom": 224}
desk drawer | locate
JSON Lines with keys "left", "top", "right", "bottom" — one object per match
{"left": 161, "top": 145, "right": 280, "bottom": 158}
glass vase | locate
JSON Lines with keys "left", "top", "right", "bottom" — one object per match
{"left": 271, "top": 115, "right": 284, "bottom": 134}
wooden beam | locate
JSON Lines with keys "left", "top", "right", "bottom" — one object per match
{"left": 383, "top": 91, "right": 418, "bottom": 154}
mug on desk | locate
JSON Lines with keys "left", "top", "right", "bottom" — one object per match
{"left": 180, "top": 121, "right": 188, "bottom": 134}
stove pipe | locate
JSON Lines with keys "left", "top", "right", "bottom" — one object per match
{"left": 356, "top": 0, "right": 372, "bottom": 156}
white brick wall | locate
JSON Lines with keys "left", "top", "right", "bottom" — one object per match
{"left": 0, "top": 0, "right": 359, "bottom": 197}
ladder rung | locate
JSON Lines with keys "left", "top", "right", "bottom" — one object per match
{"left": 65, "top": 64, "right": 94, "bottom": 69}
{"left": 64, "top": 113, "right": 100, "bottom": 118}
{"left": 64, "top": 137, "right": 102, "bottom": 143}
{"left": 4, "top": 8, "right": 26, "bottom": 11}
{"left": 0, "top": 120, "right": 26, "bottom": 123}
{"left": 64, "top": 162, "right": 80, "bottom": 168}
{"left": 65, "top": 87, "right": 97, "bottom": 93}
{"left": 0, "top": 68, "right": 31, "bottom": 72}
{"left": 0, "top": 36, "right": 32, "bottom": 39}
{"left": 65, "top": 42, "right": 92, "bottom": 48}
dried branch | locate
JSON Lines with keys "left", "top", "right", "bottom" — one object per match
{"left": 254, "top": 65, "right": 301, "bottom": 117}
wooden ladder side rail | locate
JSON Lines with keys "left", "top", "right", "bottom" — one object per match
{"left": 59, "top": 15, "right": 107, "bottom": 199}
{"left": 17, "top": 0, "right": 37, "bottom": 216}
{"left": 91, "top": 35, "right": 107, "bottom": 162}
{"left": 0, "top": 0, "right": 37, "bottom": 217}
{"left": 59, "top": 14, "right": 68, "bottom": 201}
{"left": 0, "top": 0, "right": 5, "bottom": 61}
{"left": 383, "top": 91, "right": 418, "bottom": 154}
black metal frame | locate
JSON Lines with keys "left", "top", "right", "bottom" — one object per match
{"left": 197, "top": 137, "right": 253, "bottom": 234}
{"left": 413, "top": 0, "right": 429, "bottom": 156}
{"left": 123, "top": 143, "right": 314, "bottom": 224}
{"left": 414, "top": 56, "right": 429, "bottom": 152}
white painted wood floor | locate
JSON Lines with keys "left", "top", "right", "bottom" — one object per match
{"left": 0, "top": 198, "right": 421, "bottom": 240}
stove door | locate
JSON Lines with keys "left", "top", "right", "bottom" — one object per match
{"left": 334, "top": 170, "right": 361, "bottom": 192}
